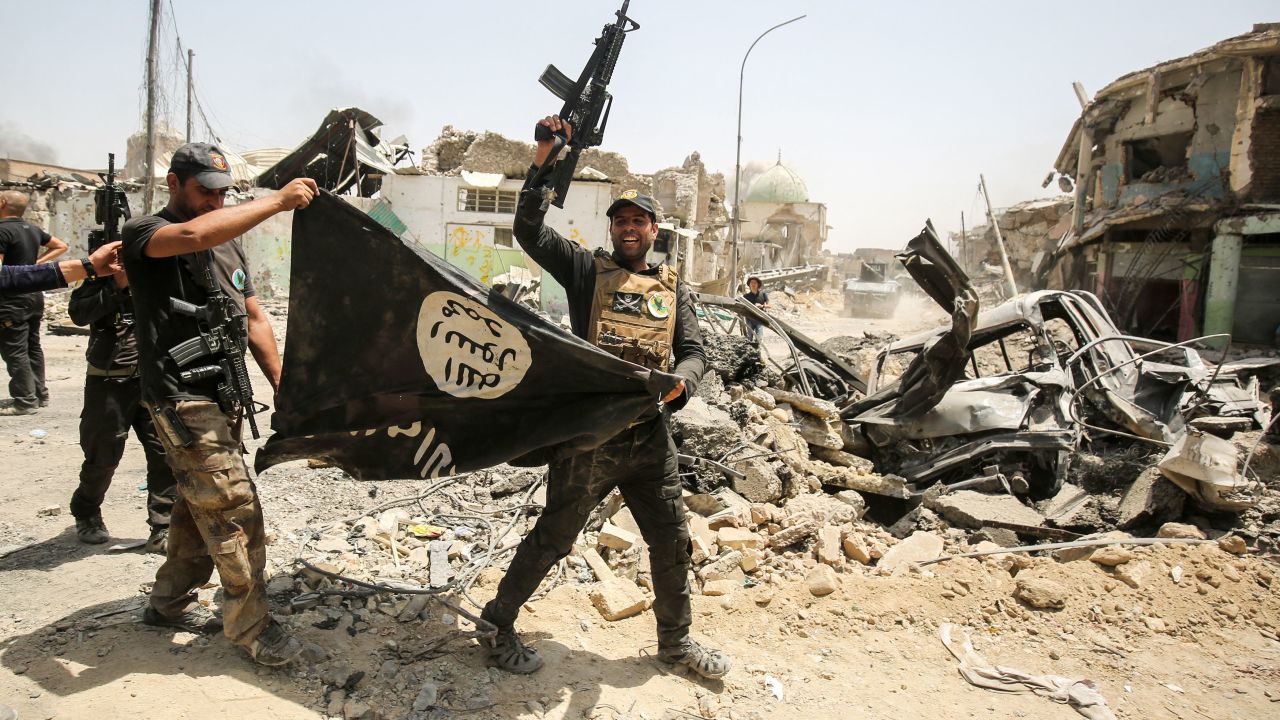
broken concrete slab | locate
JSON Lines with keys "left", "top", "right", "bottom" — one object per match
{"left": 730, "top": 456, "right": 783, "bottom": 504}
{"left": 764, "top": 387, "right": 840, "bottom": 421}
{"left": 673, "top": 398, "right": 744, "bottom": 461}
{"left": 768, "top": 521, "right": 818, "bottom": 549}
{"left": 817, "top": 526, "right": 842, "bottom": 566}
{"left": 794, "top": 413, "right": 845, "bottom": 450}
{"left": 925, "top": 490, "right": 1045, "bottom": 530}
{"left": 589, "top": 578, "right": 651, "bottom": 621}
{"left": 810, "top": 446, "right": 876, "bottom": 473}
{"left": 579, "top": 546, "right": 615, "bottom": 581}
{"left": 878, "top": 531, "right": 944, "bottom": 571}
{"left": 1117, "top": 468, "right": 1185, "bottom": 530}
{"left": 814, "top": 463, "right": 908, "bottom": 499}
{"left": 1042, "top": 483, "right": 1090, "bottom": 526}
{"left": 597, "top": 522, "right": 637, "bottom": 551}
{"left": 716, "top": 527, "right": 765, "bottom": 550}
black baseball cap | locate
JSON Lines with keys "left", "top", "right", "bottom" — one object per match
{"left": 606, "top": 190, "right": 661, "bottom": 222}
{"left": 169, "top": 142, "right": 234, "bottom": 189}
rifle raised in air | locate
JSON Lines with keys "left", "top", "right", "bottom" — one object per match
{"left": 530, "top": 0, "right": 639, "bottom": 210}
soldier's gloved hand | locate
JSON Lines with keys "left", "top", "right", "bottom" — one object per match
{"left": 662, "top": 380, "right": 685, "bottom": 404}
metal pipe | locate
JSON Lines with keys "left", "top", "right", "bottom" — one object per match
{"left": 730, "top": 15, "right": 806, "bottom": 295}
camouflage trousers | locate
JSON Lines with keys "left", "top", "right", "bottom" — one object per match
{"left": 146, "top": 399, "right": 269, "bottom": 646}
{"left": 484, "top": 414, "right": 694, "bottom": 650}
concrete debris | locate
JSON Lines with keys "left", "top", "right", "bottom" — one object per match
{"left": 1014, "top": 576, "right": 1069, "bottom": 610}
{"left": 589, "top": 578, "right": 651, "bottom": 621}
{"left": 878, "top": 531, "right": 944, "bottom": 571}
{"left": 926, "top": 490, "right": 1046, "bottom": 531}
{"left": 806, "top": 564, "right": 839, "bottom": 596}
{"left": 1117, "top": 468, "right": 1185, "bottom": 530}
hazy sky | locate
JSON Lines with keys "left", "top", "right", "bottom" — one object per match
{"left": 3, "top": 1, "right": 1274, "bottom": 251}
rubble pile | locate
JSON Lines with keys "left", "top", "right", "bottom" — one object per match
{"left": 959, "top": 196, "right": 1073, "bottom": 287}
{"left": 417, "top": 125, "right": 644, "bottom": 190}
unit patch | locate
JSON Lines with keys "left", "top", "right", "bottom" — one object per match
{"left": 646, "top": 292, "right": 671, "bottom": 319}
{"left": 612, "top": 291, "right": 644, "bottom": 315}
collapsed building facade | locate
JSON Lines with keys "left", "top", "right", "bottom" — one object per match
{"left": 1045, "top": 23, "right": 1280, "bottom": 347}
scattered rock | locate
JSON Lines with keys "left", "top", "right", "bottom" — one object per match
{"left": 806, "top": 565, "right": 839, "bottom": 596}
{"left": 589, "top": 578, "right": 651, "bottom": 621}
{"left": 816, "top": 526, "right": 842, "bottom": 566}
{"left": 1042, "top": 483, "right": 1091, "bottom": 525}
{"left": 1014, "top": 576, "right": 1068, "bottom": 610}
{"left": 1114, "top": 560, "right": 1154, "bottom": 589}
{"left": 413, "top": 681, "right": 439, "bottom": 711}
{"left": 878, "top": 531, "right": 944, "bottom": 571}
{"left": 1089, "top": 546, "right": 1136, "bottom": 567}
{"left": 1156, "top": 522, "right": 1206, "bottom": 540}
{"left": 597, "top": 522, "right": 637, "bottom": 551}
{"left": 36, "top": 505, "right": 61, "bottom": 517}
{"left": 1218, "top": 535, "right": 1247, "bottom": 555}
{"left": 841, "top": 533, "right": 872, "bottom": 565}
{"left": 702, "top": 579, "right": 738, "bottom": 596}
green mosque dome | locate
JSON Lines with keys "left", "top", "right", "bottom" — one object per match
{"left": 744, "top": 156, "right": 809, "bottom": 203}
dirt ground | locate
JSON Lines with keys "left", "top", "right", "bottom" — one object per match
{"left": 3, "top": 291, "right": 1279, "bottom": 720}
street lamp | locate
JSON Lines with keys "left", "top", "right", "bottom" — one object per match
{"left": 729, "top": 14, "right": 806, "bottom": 295}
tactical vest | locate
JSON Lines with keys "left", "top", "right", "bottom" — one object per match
{"left": 587, "top": 254, "right": 678, "bottom": 371}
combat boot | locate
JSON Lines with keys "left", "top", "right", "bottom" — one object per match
{"left": 659, "top": 640, "right": 731, "bottom": 680}
{"left": 246, "top": 619, "right": 304, "bottom": 666}
{"left": 75, "top": 515, "right": 109, "bottom": 544}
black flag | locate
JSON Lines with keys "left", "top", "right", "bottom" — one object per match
{"left": 255, "top": 192, "right": 679, "bottom": 480}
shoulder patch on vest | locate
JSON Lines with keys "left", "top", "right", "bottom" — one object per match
{"left": 612, "top": 291, "right": 644, "bottom": 315}
{"left": 646, "top": 292, "right": 671, "bottom": 319}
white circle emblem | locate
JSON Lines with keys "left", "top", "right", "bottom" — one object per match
{"left": 417, "top": 292, "right": 530, "bottom": 399}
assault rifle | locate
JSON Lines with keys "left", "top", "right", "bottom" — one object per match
{"left": 167, "top": 252, "right": 262, "bottom": 439}
{"left": 530, "top": 0, "right": 639, "bottom": 210}
{"left": 88, "top": 153, "right": 134, "bottom": 326}
{"left": 89, "top": 153, "right": 131, "bottom": 251}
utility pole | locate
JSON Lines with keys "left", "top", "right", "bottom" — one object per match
{"left": 960, "top": 211, "right": 967, "bottom": 271}
{"left": 186, "top": 49, "right": 194, "bottom": 142}
{"left": 979, "top": 173, "right": 1019, "bottom": 298}
{"left": 729, "top": 14, "right": 805, "bottom": 296}
{"left": 143, "top": 0, "right": 161, "bottom": 213}
{"left": 1070, "top": 81, "right": 1092, "bottom": 236}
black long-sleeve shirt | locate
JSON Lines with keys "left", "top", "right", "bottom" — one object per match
{"left": 0, "top": 263, "right": 65, "bottom": 296}
{"left": 513, "top": 167, "right": 706, "bottom": 407}
{"left": 68, "top": 279, "right": 138, "bottom": 373}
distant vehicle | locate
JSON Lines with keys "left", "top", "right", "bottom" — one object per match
{"left": 843, "top": 262, "right": 901, "bottom": 318}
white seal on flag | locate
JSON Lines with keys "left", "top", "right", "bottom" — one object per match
{"left": 416, "top": 291, "right": 530, "bottom": 399}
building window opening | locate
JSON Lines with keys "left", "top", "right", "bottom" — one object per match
{"left": 1264, "top": 56, "right": 1280, "bottom": 97}
{"left": 458, "top": 188, "right": 519, "bottom": 213}
{"left": 493, "top": 227, "right": 514, "bottom": 248}
{"left": 1125, "top": 132, "right": 1192, "bottom": 183}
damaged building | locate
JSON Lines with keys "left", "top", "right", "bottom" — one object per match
{"left": 1046, "top": 23, "right": 1280, "bottom": 346}
{"left": 736, "top": 156, "right": 828, "bottom": 272}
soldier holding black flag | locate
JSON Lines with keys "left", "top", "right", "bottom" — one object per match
{"left": 121, "top": 142, "right": 317, "bottom": 666}
{"left": 479, "top": 116, "right": 731, "bottom": 680}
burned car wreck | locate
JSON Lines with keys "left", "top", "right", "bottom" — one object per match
{"left": 841, "top": 224, "right": 1271, "bottom": 512}
{"left": 689, "top": 222, "right": 1273, "bottom": 527}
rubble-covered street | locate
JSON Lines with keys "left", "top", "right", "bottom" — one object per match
{"left": 3, "top": 292, "right": 1279, "bottom": 720}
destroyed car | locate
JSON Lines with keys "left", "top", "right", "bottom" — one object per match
{"left": 845, "top": 287, "right": 1272, "bottom": 508}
